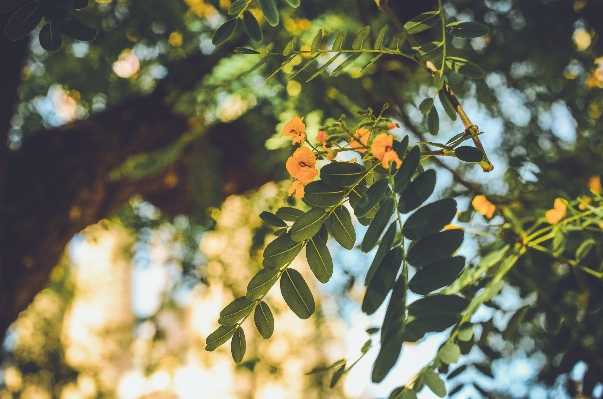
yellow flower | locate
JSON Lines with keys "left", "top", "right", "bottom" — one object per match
{"left": 286, "top": 147, "right": 318, "bottom": 199}
{"left": 371, "top": 133, "right": 402, "bottom": 169}
{"left": 472, "top": 195, "right": 496, "bottom": 219}
{"left": 281, "top": 116, "right": 306, "bottom": 145}
{"left": 588, "top": 176, "right": 601, "bottom": 193}
{"left": 545, "top": 198, "right": 567, "bottom": 224}
{"left": 350, "top": 127, "right": 370, "bottom": 153}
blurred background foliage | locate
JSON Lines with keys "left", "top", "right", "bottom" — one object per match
{"left": 1, "top": 0, "right": 603, "bottom": 398}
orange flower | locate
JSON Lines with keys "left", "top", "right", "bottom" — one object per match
{"left": 316, "top": 130, "right": 330, "bottom": 152}
{"left": 286, "top": 147, "right": 318, "bottom": 199}
{"left": 387, "top": 122, "right": 399, "bottom": 130}
{"left": 545, "top": 198, "right": 567, "bottom": 224}
{"left": 281, "top": 116, "right": 306, "bottom": 145}
{"left": 472, "top": 195, "right": 496, "bottom": 219}
{"left": 588, "top": 176, "right": 602, "bottom": 193}
{"left": 371, "top": 133, "right": 402, "bottom": 169}
{"left": 350, "top": 127, "right": 370, "bottom": 153}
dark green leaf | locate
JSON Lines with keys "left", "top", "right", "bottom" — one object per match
{"left": 408, "top": 294, "right": 470, "bottom": 316}
{"left": 260, "top": 211, "right": 287, "bottom": 227}
{"left": 73, "top": 0, "right": 88, "bottom": 9}
{"left": 403, "top": 198, "right": 457, "bottom": 240}
{"left": 404, "top": 11, "right": 440, "bottom": 34}
{"left": 39, "top": 23, "right": 62, "bottom": 51}
{"left": 306, "top": 236, "right": 333, "bottom": 283}
{"left": 391, "top": 136, "right": 409, "bottom": 175}
{"left": 228, "top": 0, "right": 246, "bottom": 15}
{"left": 219, "top": 297, "right": 255, "bottom": 325}
{"left": 205, "top": 325, "right": 237, "bottom": 351}
{"left": 263, "top": 233, "right": 304, "bottom": 269}
{"left": 424, "top": 368, "right": 446, "bottom": 397}
{"left": 280, "top": 269, "right": 315, "bottom": 319}
{"left": 394, "top": 146, "right": 420, "bottom": 193}
{"left": 212, "top": 18, "right": 237, "bottom": 46}
{"left": 475, "top": 364, "right": 494, "bottom": 379}
{"left": 54, "top": 10, "right": 96, "bottom": 41}
{"left": 303, "top": 181, "right": 346, "bottom": 208}
{"left": 282, "top": 36, "right": 298, "bottom": 56}
{"left": 419, "top": 98, "right": 434, "bottom": 114}
{"left": 446, "top": 56, "right": 485, "bottom": 79}
{"left": 374, "top": 25, "right": 388, "bottom": 49}
{"left": 398, "top": 169, "right": 436, "bottom": 214}
{"left": 447, "top": 364, "right": 467, "bottom": 380}
{"left": 240, "top": 54, "right": 273, "bottom": 77}
{"left": 439, "top": 342, "right": 461, "bottom": 364}
{"left": 276, "top": 206, "right": 304, "bottom": 221}
{"left": 502, "top": 305, "right": 529, "bottom": 340}
{"left": 306, "top": 359, "right": 346, "bottom": 375}
{"left": 259, "top": 0, "right": 278, "bottom": 26}
{"left": 387, "top": 31, "right": 406, "bottom": 50}
{"left": 243, "top": 10, "right": 262, "bottom": 41}
{"left": 4, "top": 2, "right": 42, "bottom": 40}
{"left": 427, "top": 107, "right": 439, "bottom": 135}
{"left": 328, "top": 205, "right": 356, "bottom": 249}
{"left": 311, "top": 29, "right": 322, "bottom": 53}
{"left": 320, "top": 161, "right": 365, "bottom": 186}
{"left": 330, "top": 364, "right": 346, "bottom": 388}
{"left": 307, "top": 52, "right": 341, "bottom": 82}
{"left": 234, "top": 47, "right": 260, "bottom": 54}
{"left": 355, "top": 179, "right": 389, "bottom": 217}
{"left": 575, "top": 239, "right": 595, "bottom": 262}
{"left": 231, "top": 327, "right": 246, "bottom": 363}
{"left": 362, "top": 198, "right": 395, "bottom": 252}
{"left": 407, "top": 230, "right": 464, "bottom": 268}
{"left": 330, "top": 53, "right": 361, "bottom": 76}
{"left": 360, "top": 54, "right": 384, "bottom": 73}
{"left": 391, "top": 389, "right": 417, "bottom": 399}
{"left": 439, "top": 90, "right": 457, "bottom": 121}
{"left": 414, "top": 41, "right": 444, "bottom": 60}
{"left": 352, "top": 26, "right": 370, "bottom": 50}
{"left": 247, "top": 268, "right": 280, "bottom": 300}
{"left": 254, "top": 301, "right": 274, "bottom": 339}
{"left": 409, "top": 256, "right": 465, "bottom": 295}
{"left": 434, "top": 72, "right": 445, "bottom": 90}
{"left": 381, "top": 275, "right": 407, "bottom": 344}
{"left": 365, "top": 222, "right": 396, "bottom": 286}
{"left": 290, "top": 208, "right": 326, "bottom": 242}
{"left": 285, "top": 0, "right": 300, "bottom": 7}
{"left": 446, "top": 21, "right": 489, "bottom": 38}
{"left": 332, "top": 29, "right": 347, "bottom": 51}
{"left": 0, "top": 0, "right": 29, "bottom": 15}
{"left": 372, "top": 330, "right": 403, "bottom": 382}
{"left": 362, "top": 247, "right": 403, "bottom": 315}
{"left": 455, "top": 146, "right": 484, "bottom": 162}
{"left": 404, "top": 315, "right": 458, "bottom": 337}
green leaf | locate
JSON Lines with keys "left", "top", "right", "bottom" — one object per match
{"left": 228, "top": 0, "right": 247, "bottom": 15}
{"left": 360, "top": 53, "right": 384, "bottom": 73}
{"left": 259, "top": 42, "right": 274, "bottom": 57}
{"left": 263, "top": 233, "right": 304, "bottom": 269}
{"left": 446, "top": 21, "right": 489, "bottom": 38}
{"left": 276, "top": 206, "right": 304, "bottom": 221}
{"left": 330, "top": 364, "right": 346, "bottom": 388}
{"left": 372, "top": 330, "right": 403, "bottom": 383}
{"left": 409, "top": 256, "right": 465, "bottom": 295}
{"left": 247, "top": 268, "right": 280, "bottom": 300}
{"left": 0, "top": 0, "right": 29, "bottom": 15}
{"left": 254, "top": 301, "right": 274, "bottom": 339}
{"left": 427, "top": 107, "right": 439, "bottom": 135}
{"left": 303, "top": 181, "right": 346, "bottom": 208}
{"left": 285, "top": 0, "right": 300, "bottom": 7}
{"left": 212, "top": 18, "right": 237, "bottom": 46}
{"left": 362, "top": 197, "right": 395, "bottom": 252}
{"left": 414, "top": 41, "right": 444, "bottom": 60}
{"left": 320, "top": 162, "right": 365, "bottom": 187}
{"left": 306, "top": 236, "right": 333, "bottom": 283}
{"left": 328, "top": 205, "right": 356, "bottom": 249}
{"left": 280, "top": 269, "right": 315, "bottom": 319}
{"left": 419, "top": 98, "right": 434, "bottom": 114}
{"left": 352, "top": 26, "right": 370, "bottom": 50}
{"left": 330, "top": 53, "right": 361, "bottom": 76}
{"left": 446, "top": 56, "right": 485, "bottom": 79}
{"left": 403, "top": 198, "right": 457, "bottom": 240}
{"left": 283, "top": 36, "right": 298, "bottom": 56}
{"left": 398, "top": 169, "right": 436, "bottom": 214}
{"left": 365, "top": 222, "right": 396, "bottom": 286}
{"left": 260, "top": 211, "right": 287, "bottom": 227}
{"left": 406, "top": 230, "right": 464, "bottom": 268}
{"left": 502, "top": 305, "right": 529, "bottom": 340}
{"left": 439, "top": 342, "right": 461, "bottom": 364}
{"left": 355, "top": 179, "right": 389, "bottom": 217}
{"left": 381, "top": 275, "right": 407, "bottom": 344}
{"left": 438, "top": 90, "right": 457, "bottom": 121}
{"left": 404, "top": 315, "right": 458, "bottom": 338}
{"left": 259, "top": 0, "right": 278, "bottom": 26}
{"left": 404, "top": 11, "right": 440, "bottom": 34}
{"left": 4, "top": 2, "right": 43, "bottom": 41}
{"left": 408, "top": 294, "right": 470, "bottom": 317}
{"left": 231, "top": 327, "right": 246, "bottom": 363}
{"left": 391, "top": 136, "right": 409, "bottom": 174}
{"left": 362, "top": 246, "right": 403, "bottom": 315}
{"left": 434, "top": 72, "right": 445, "bottom": 90}
{"left": 234, "top": 47, "right": 260, "bottom": 54}
{"left": 205, "top": 325, "right": 237, "bottom": 351}
{"left": 457, "top": 324, "right": 474, "bottom": 342}
{"left": 391, "top": 389, "right": 418, "bottom": 399}
{"left": 423, "top": 368, "right": 446, "bottom": 397}
{"left": 240, "top": 54, "right": 273, "bottom": 77}
{"left": 219, "top": 297, "right": 255, "bottom": 325}
{"left": 311, "top": 29, "right": 322, "bottom": 53}
{"left": 39, "top": 23, "right": 62, "bottom": 51}
{"left": 387, "top": 31, "right": 407, "bottom": 50}
{"left": 332, "top": 29, "right": 347, "bottom": 51}
{"left": 290, "top": 208, "right": 326, "bottom": 242}
{"left": 447, "top": 364, "right": 467, "bottom": 380}
{"left": 54, "top": 10, "right": 97, "bottom": 41}
{"left": 374, "top": 25, "right": 388, "bottom": 49}
{"left": 455, "top": 146, "right": 484, "bottom": 162}
{"left": 394, "top": 146, "right": 420, "bottom": 193}
{"left": 306, "top": 359, "right": 346, "bottom": 375}
{"left": 307, "top": 52, "right": 341, "bottom": 82}
{"left": 243, "top": 10, "right": 262, "bottom": 42}
{"left": 575, "top": 239, "right": 595, "bottom": 262}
